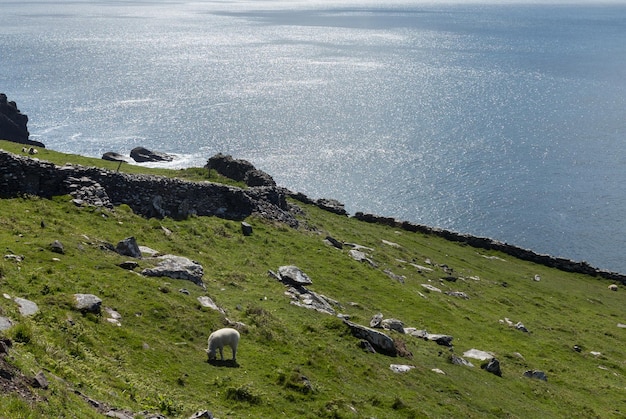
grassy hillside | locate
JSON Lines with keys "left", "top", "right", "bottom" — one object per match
{"left": 0, "top": 143, "right": 625, "bottom": 418}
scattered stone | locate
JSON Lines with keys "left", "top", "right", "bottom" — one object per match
{"left": 32, "top": 371, "right": 49, "bottom": 389}
{"left": 50, "top": 240, "right": 64, "bottom": 254}
{"left": 533, "top": 274, "right": 541, "bottom": 282}
{"left": 441, "top": 276, "right": 457, "bottom": 282}
{"left": 4, "top": 254, "right": 24, "bottom": 262}
{"left": 241, "top": 222, "right": 253, "bottom": 236}
{"left": 0, "top": 316, "right": 13, "bottom": 331}
{"left": 118, "top": 261, "right": 139, "bottom": 270}
{"left": 515, "top": 322, "right": 529, "bottom": 333}
{"left": 405, "top": 328, "right": 428, "bottom": 339}
{"left": 285, "top": 286, "right": 336, "bottom": 315}
{"left": 431, "top": 368, "right": 446, "bottom": 375}
{"left": 481, "top": 358, "right": 502, "bottom": 377}
{"left": 382, "top": 239, "right": 401, "bottom": 248}
{"left": 116, "top": 237, "right": 142, "bottom": 258}
{"left": 104, "top": 410, "right": 134, "bottom": 419}
{"left": 617, "top": 323, "right": 626, "bottom": 329}
{"left": 427, "top": 334, "right": 453, "bottom": 347}
{"left": 189, "top": 411, "right": 214, "bottom": 419}
{"left": 104, "top": 307, "right": 122, "bottom": 324}
{"left": 445, "top": 291, "right": 469, "bottom": 299}
{"left": 276, "top": 265, "right": 313, "bottom": 286}
{"left": 141, "top": 255, "right": 205, "bottom": 288}
{"left": 390, "top": 364, "right": 414, "bottom": 373}
{"left": 325, "top": 236, "right": 343, "bottom": 249}
{"left": 348, "top": 249, "right": 377, "bottom": 267}
{"left": 197, "top": 296, "right": 225, "bottom": 314}
{"left": 410, "top": 263, "right": 433, "bottom": 273}
{"left": 590, "top": 351, "right": 602, "bottom": 357}
{"left": 523, "top": 370, "right": 547, "bottom": 381}
{"left": 421, "top": 284, "right": 442, "bottom": 293}
{"left": 573, "top": 345, "right": 582, "bottom": 352}
{"left": 608, "top": 284, "right": 618, "bottom": 291}
{"left": 315, "top": 198, "right": 347, "bottom": 216}
{"left": 73, "top": 293, "right": 102, "bottom": 314}
{"left": 383, "top": 269, "right": 405, "bottom": 284}
{"left": 13, "top": 297, "right": 39, "bottom": 316}
{"left": 463, "top": 349, "right": 494, "bottom": 361}
{"left": 449, "top": 354, "right": 474, "bottom": 367}
{"left": 179, "top": 288, "right": 190, "bottom": 295}
{"left": 344, "top": 320, "right": 397, "bottom": 356}
{"left": 381, "top": 318, "right": 405, "bottom": 334}
{"left": 139, "top": 246, "right": 160, "bottom": 257}
{"left": 370, "top": 313, "right": 383, "bottom": 328}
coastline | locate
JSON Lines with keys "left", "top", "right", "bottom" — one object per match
{"left": 1, "top": 146, "right": 624, "bottom": 283}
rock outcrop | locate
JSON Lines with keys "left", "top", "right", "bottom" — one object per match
{"left": 0, "top": 94, "right": 43, "bottom": 147}
{"left": 206, "top": 153, "right": 276, "bottom": 187}
{"left": 130, "top": 147, "right": 174, "bottom": 163}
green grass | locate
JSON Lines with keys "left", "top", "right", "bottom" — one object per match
{"left": 1, "top": 144, "right": 625, "bottom": 418}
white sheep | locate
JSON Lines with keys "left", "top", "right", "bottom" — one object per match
{"left": 206, "top": 327, "right": 240, "bottom": 361}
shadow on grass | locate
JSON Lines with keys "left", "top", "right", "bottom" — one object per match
{"left": 207, "top": 359, "right": 240, "bottom": 368}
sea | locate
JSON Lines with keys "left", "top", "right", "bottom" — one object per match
{"left": 2, "top": 0, "right": 626, "bottom": 273}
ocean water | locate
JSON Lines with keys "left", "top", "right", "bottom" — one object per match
{"left": 2, "top": 0, "right": 626, "bottom": 272}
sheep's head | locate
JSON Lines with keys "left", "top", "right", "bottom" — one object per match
{"left": 206, "top": 348, "right": 217, "bottom": 360}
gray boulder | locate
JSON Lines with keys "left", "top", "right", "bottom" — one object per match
{"left": 102, "top": 152, "right": 130, "bottom": 163}
{"left": 343, "top": 320, "right": 397, "bottom": 356}
{"left": 197, "top": 296, "right": 225, "bottom": 314}
{"left": 13, "top": 297, "right": 39, "bottom": 316}
{"left": 206, "top": 153, "right": 275, "bottom": 187}
{"left": 189, "top": 411, "right": 214, "bottom": 419}
{"left": 141, "top": 255, "right": 205, "bottom": 288}
{"left": 0, "top": 316, "right": 13, "bottom": 331}
{"left": 116, "top": 237, "right": 142, "bottom": 258}
{"left": 277, "top": 265, "right": 313, "bottom": 286}
{"left": 73, "top": 293, "right": 102, "bottom": 314}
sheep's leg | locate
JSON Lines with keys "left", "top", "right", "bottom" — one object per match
{"left": 232, "top": 345, "right": 237, "bottom": 361}
{"left": 219, "top": 347, "right": 224, "bottom": 360}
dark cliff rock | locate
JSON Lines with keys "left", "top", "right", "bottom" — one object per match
{"left": 130, "top": 147, "right": 174, "bottom": 163}
{"left": 206, "top": 153, "right": 276, "bottom": 187}
{"left": 0, "top": 94, "right": 44, "bottom": 148}
{"left": 0, "top": 150, "right": 298, "bottom": 227}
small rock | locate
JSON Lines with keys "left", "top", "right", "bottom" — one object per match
{"left": 13, "top": 297, "right": 39, "bottom": 316}
{"left": 325, "top": 236, "right": 343, "bottom": 249}
{"left": 427, "top": 334, "right": 453, "bottom": 347}
{"left": 189, "top": 411, "right": 214, "bottom": 419}
{"left": 390, "top": 364, "right": 415, "bottom": 373}
{"left": 481, "top": 358, "right": 502, "bottom": 377}
{"left": 445, "top": 291, "right": 469, "bottom": 299}
{"left": 449, "top": 354, "right": 474, "bottom": 367}
{"left": 50, "top": 240, "right": 65, "bottom": 254}
{"left": 381, "top": 318, "right": 405, "bottom": 333}
{"left": 533, "top": 274, "right": 541, "bottom": 282}
{"left": 421, "top": 284, "right": 442, "bottom": 293}
{"left": 348, "top": 249, "right": 378, "bottom": 267}
{"left": 118, "top": 261, "right": 139, "bottom": 270}
{"left": 431, "top": 368, "right": 446, "bottom": 375}
{"left": 116, "top": 237, "right": 142, "bottom": 258}
{"left": 32, "top": 371, "right": 49, "bottom": 389}
{"left": 241, "top": 222, "right": 253, "bottom": 236}
{"left": 73, "top": 293, "right": 102, "bottom": 314}
{"left": 523, "top": 370, "right": 547, "bottom": 381}
{"left": 179, "top": 288, "right": 190, "bottom": 295}
{"left": 197, "top": 296, "right": 225, "bottom": 314}
{"left": 608, "top": 284, "right": 618, "bottom": 291}
{"left": 0, "top": 317, "right": 13, "bottom": 331}
{"left": 369, "top": 313, "right": 383, "bottom": 328}
{"left": 463, "top": 348, "right": 494, "bottom": 361}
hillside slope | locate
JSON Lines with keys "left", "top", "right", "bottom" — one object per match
{"left": 0, "top": 145, "right": 625, "bottom": 418}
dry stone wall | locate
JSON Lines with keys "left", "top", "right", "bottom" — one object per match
{"left": 0, "top": 151, "right": 297, "bottom": 226}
